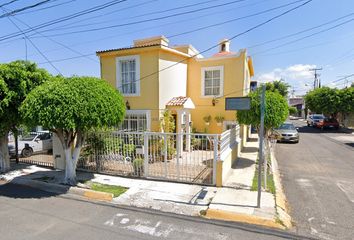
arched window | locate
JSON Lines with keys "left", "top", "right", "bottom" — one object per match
{"left": 221, "top": 44, "right": 226, "bottom": 51}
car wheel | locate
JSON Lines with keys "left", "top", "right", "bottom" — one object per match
{"left": 307, "top": 122, "right": 310, "bottom": 127}
{"left": 321, "top": 126, "right": 324, "bottom": 130}
{"left": 312, "top": 123, "right": 315, "bottom": 128}
{"left": 21, "top": 148, "right": 32, "bottom": 158}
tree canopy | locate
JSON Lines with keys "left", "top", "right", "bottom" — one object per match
{"left": 289, "top": 106, "right": 298, "bottom": 115}
{"left": 20, "top": 75, "right": 126, "bottom": 184}
{"left": 0, "top": 60, "right": 51, "bottom": 172}
{"left": 259, "top": 79, "right": 290, "bottom": 97}
{"left": 304, "top": 87, "right": 354, "bottom": 127}
{"left": 236, "top": 90, "right": 289, "bottom": 137}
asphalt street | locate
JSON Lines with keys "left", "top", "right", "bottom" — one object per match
{"left": 276, "top": 118, "right": 354, "bottom": 240}
{"left": 0, "top": 182, "right": 313, "bottom": 240}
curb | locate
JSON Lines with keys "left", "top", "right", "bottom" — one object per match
{"left": 205, "top": 209, "right": 285, "bottom": 229}
{"left": 3, "top": 178, "right": 113, "bottom": 202}
{"left": 270, "top": 152, "right": 292, "bottom": 228}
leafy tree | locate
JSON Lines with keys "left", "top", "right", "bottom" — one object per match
{"left": 236, "top": 90, "right": 289, "bottom": 138}
{"left": 336, "top": 87, "right": 354, "bottom": 127}
{"left": 259, "top": 79, "right": 290, "bottom": 97}
{"left": 20, "top": 75, "right": 125, "bottom": 185}
{"left": 289, "top": 107, "right": 297, "bottom": 115}
{"left": 0, "top": 60, "right": 51, "bottom": 172}
{"left": 159, "top": 109, "right": 175, "bottom": 133}
{"left": 304, "top": 87, "right": 339, "bottom": 117}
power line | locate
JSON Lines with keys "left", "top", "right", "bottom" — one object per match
{"left": 112, "top": 0, "right": 313, "bottom": 91}
{"left": 0, "top": 0, "right": 128, "bottom": 42}
{"left": 5, "top": 10, "right": 99, "bottom": 63}
{"left": 2, "top": 7, "right": 62, "bottom": 75}
{"left": 0, "top": 0, "right": 53, "bottom": 19}
{"left": 13, "top": 0, "right": 79, "bottom": 15}
{"left": 33, "top": 0, "right": 248, "bottom": 37}
{"left": 0, "top": 0, "right": 20, "bottom": 8}
{"left": 252, "top": 16, "right": 354, "bottom": 56}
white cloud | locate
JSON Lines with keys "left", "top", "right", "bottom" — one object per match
{"left": 255, "top": 64, "right": 317, "bottom": 95}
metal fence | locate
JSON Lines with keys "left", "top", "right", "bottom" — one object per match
{"left": 76, "top": 131, "right": 221, "bottom": 185}
{"left": 9, "top": 131, "right": 54, "bottom": 167}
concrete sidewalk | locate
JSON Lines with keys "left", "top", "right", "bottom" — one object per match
{"left": 0, "top": 133, "right": 289, "bottom": 229}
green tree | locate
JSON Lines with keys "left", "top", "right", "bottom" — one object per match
{"left": 20, "top": 75, "right": 125, "bottom": 185}
{"left": 236, "top": 90, "right": 289, "bottom": 138}
{"left": 304, "top": 87, "right": 339, "bottom": 117}
{"left": 260, "top": 79, "right": 290, "bottom": 97}
{"left": 0, "top": 60, "right": 51, "bottom": 172}
{"left": 289, "top": 107, "right": 298, "bottom": 115}
{"left": 159, "top": 109, "right": 175, "bottom": 133}
{"left": 337, "top": 87, "right": 354, "bottom": 127}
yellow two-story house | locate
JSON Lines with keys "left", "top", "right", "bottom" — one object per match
{"left": 96, "top": 35, "right": 254, "bottom": 137}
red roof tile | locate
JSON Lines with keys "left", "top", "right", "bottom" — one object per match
{"left": 96, "top": 43, "right": 161, "bottom": 54}
{"left": 211, "top": 51, "right": 236, "bottom": 57}
{"left": 166, "top": 96, "right": 188, "bottom": 106}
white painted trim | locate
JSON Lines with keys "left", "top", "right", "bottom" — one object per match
{"left": 116, "top": 55, "right": 140, "bottom": 96}
{"left": 125, "top": 109, "right": 151, "bottom": 131}
{"left": 196, "top": 49, "right": 246, "bottom": 61}
{"left": 201, "top": 65, "right": 224, "bottom": 97}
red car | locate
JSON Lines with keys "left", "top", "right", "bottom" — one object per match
{"left": 316, "top": 118, "right": 339, "bottom": 130}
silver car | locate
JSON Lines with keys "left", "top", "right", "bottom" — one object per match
{"left": 307, "top": 114, "right": 325, "bottom": 127}
{"left": 272, "top": 122, "right": 299, "bottom": 143}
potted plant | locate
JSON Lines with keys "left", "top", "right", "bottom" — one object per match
{"left": 132, "top": 158, "right": 144, "bottom": 176}
{"left": 214, "top": 115, "right": 225, "bottom": 126}
{"left": 203, "top": 115, "right": 212, "bottom": 126}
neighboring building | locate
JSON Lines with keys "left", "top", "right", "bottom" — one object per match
{"left": 96, "top": 35, "right": 254, "bottom": 135}
{"left": 289, "top": 96, "right": 305, "bottom": 118}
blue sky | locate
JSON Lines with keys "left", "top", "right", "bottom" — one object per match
{"left": 1, "top": 0, "right": 354, "bottom": 95}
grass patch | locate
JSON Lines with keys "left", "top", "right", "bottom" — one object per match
{"left": 250, "top": 155, "right": 275, "bottom": 194}
{"left": 32, "top": 176, "right": 54, "bottom": 182}
{"left": 199, "top": 210, "right": 207, "bottom": 216}
{"left": 90, "top": 182, "right": 128, "bottom": 198}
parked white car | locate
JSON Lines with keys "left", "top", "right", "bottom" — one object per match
{"left": 307, "top": 114, "right": 325, "bottom": 127}
{"left": 8, "top": 131, "right": 53, "bottom": 158}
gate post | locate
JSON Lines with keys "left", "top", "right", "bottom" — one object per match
{"left": 144, "top": 133, "right": 149, "bottom": 177}
{"left": 213, "top": 134, "right": 218, "bottom": 185}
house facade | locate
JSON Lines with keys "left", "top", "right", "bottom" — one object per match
{"left": 96, "top": 35, "right": 254, "bottom": 136}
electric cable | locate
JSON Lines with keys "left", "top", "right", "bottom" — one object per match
{"left": 0, "top": 0, "right": 128, "bottom": 42}
{"left": 1, "top": 7, "right": 62, "bottom": 75}
{"left": 112, "top": 0, "right": 313, "bottom": 92}
{"left": 0, "top": 0, "right": 53, "bottom": 19}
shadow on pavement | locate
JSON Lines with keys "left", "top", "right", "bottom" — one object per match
{"left": 0, "top": 162, "right": 95, "bottom": 199}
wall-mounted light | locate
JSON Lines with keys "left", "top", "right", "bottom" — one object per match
{"left": 189, "top": 121, "right": 193, "bottom": 127}
{"left": 212, "top": 98, "right": 219, "bottom": 106}
{"left": 126, "top": 100, "right": 130, "bottom": 110}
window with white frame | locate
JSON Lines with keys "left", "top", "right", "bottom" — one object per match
{"left": 116, "top": 55, "right": 140, "bottom": 96}
{"left": 201, "top": 66, "right": 224, "bottom": 97}
{"left": 117, "top": 110, "right": 150, "bottom": 132}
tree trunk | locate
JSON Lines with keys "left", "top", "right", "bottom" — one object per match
{"left": 63, "top": 146, "right": 83, "bottom": 185}
{"left": 64, "top": 148, "right": 77, "bottom": 185}
{"left": 0, "top": 133, "right": 11, "bottom": 173}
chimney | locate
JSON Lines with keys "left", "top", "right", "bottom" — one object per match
{"left": 219, "top": 38, "right": 230, "bottom": 53}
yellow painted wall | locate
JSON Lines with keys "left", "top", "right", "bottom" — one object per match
{"left": 216, "top": 142, "right": 240, "bottom": 187}
{"left": 99, "top": 48, "right": 160, "bottom": 131}
{"left": 187, "top": 52, "right": 247, "bottom": 134}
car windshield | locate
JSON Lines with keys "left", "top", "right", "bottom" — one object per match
{"left": 313, "top": 115, "right": 325, "bottom": 119}
{"left": 275, "top": 124, "right": 295, "bottom": 130}
{"left": 325, "top": 119, "right": 337, "bottom": 122}
{"left": 20, "top": 134, "right": 37, "bottom": 141}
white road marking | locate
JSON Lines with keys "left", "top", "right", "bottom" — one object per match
{"left": 295, "top": 178, "right": 313, "bottom": 188}
{"left": 104, "top": 213, "right": 230, "bottom": 239}
{"left": 337, "top": 181, "right": 354, "bottom": 203}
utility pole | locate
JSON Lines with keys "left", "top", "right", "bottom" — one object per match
{"left": 337, "top": 76, "right": 348, "bottom": 88}
{"left": 257, "top": 85, "right": 265, "bottom": 208}
{"left": 309, "top": 68, "right": 322, "bottom": 90}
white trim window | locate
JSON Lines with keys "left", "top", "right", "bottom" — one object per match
{"left": 118, "top": 110, "right": 150, "bottom": 132}
{"left": 201, "top": 66, "right": 224, "bottom": 97}
{"left": 116, "top": 55, "right": 140, "bottom": 96}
